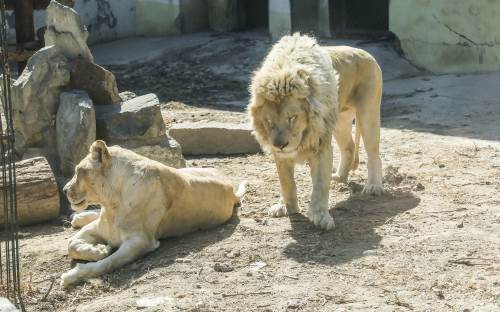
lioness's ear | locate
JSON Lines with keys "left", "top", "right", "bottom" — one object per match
{"left": 90, "top": 140, "right": 110, "bottom": 164}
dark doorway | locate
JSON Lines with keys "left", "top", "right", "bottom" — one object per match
{"left": 242, "top": 0, "right": 268, "bottom": 30}
{"left": 330, "top": 0, "right": 389, "bottom": 37}
{"left": 290, "top": 0, "right": 319, "bottom": 34}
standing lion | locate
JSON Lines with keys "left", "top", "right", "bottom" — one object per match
{"left": 248, "top": 33, "right": 383, "bottom": 230}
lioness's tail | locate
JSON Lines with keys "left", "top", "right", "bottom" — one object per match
{"left": 235, "top": 181, "right": 248, "bottom": 201}
{"left": 351, "top": 115, "right": 361, "bottom": 171}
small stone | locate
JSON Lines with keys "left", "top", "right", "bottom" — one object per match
{"left": 214, "top": 262, "right": 234, "bottom": 272}
{"left": 136, "top": 296, "right": 173, "bottom": 308}
{"left": 457, "top": 221, "right": 464, "bottom": 228}
{"left": 414, "top": 183, "right": 425, "bottom": 191}
{"left": 362, "top": 249, "right": 378, "bottom": 256}
{"left": 176, "top": 258, "right": 192, "bottom": 263}
{"left": 438, "top": 164, "right": 445, "bottom": 168}
{"left": 226, "top": 250, "right": 241, "bottom": 258}
{"left": 248, "top": 261, "right": 267, "bottom": 271}
{"left": 287, "top": 298, "right": 305, "bottom": 309}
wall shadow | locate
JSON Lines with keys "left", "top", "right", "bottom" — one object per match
{"left": 283, "top": 190, "right": 420, "bottom": 265}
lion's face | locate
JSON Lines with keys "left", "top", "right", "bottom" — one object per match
{"left": 63, "top": 141, "right": 110, "bottom": 211}
{"left": 254, "top": 97, "right": 309, "bottom": 157}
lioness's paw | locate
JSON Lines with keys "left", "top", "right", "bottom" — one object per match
{"left": 307, "top": 210, "right": 335, "bottom": 231}
{"left": 362, "top": 184, "right": 384, "bottom": 196}
{"left": 332, "top": 174, "right": 348, "bottom": 183}
{"left": 268, "top": 204, "right": 288, "bottom": 217}
{"left": 95, "top": 244, "right": 112, "bottom": 258}
{"left": 60, "top": 267, "right": 81, "bottom": 288}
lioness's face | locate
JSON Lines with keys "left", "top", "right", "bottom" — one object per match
{"left": 63, "top": 141, "right": 110, "bottom": 211}
{"left": 259, "top": 97, "right": 308, "bottom": 156}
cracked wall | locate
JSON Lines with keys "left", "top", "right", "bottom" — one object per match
{"left": 390, "top": 0, "right": 500, "bottom": 73}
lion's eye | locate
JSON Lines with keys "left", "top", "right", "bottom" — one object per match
{"left": 288, "top": 115, "right": 297, "bottom": 124}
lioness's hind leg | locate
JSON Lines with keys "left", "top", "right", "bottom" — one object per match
{"left": 332, "top": 109, "right": 356, "bottom": 183}
{"left": 357, "top": 84, "right": 384, "bottom": 196}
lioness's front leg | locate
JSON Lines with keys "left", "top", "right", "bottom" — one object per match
{"left": 61, "top": 235, "right": 159, "bottom": 287}
{"left": 307, "top": 140, "right": 335, "bottom": 230}
{"left": 68, "top": 221, "right": 112, "bottom": 262}
{"left": 269, "top": 155, "right": 299, "bottom": 217}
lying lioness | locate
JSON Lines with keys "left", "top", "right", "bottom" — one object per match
{"left": 61, "top": 140, "right": 245, "bottom": 287}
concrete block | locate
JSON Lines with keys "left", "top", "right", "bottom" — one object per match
{"left": 169, "top": 122, "right": 262, "bottom": 155}
{"left": 119, "top": 135, "right": 186, "bottom": 168}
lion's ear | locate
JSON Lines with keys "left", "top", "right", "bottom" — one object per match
{"left": 90, "top": 140, "right": 110, "bottom": 165}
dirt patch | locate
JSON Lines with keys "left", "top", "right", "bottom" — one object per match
{"left": 18, "top": 126, "right": 500, "bottom": 311}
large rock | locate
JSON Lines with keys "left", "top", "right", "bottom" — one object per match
{"left": 169, "top": 122, "right": 262, "bottom": 155}
{"left": 118, "top": 135, "right": 186, "bottom": 169}
{"left": 45, "top": 0, "right": 93, "bottom": 62}
{"left": 95, "top": 93, "right": 165, "bottom": 143}
{"left": 56, "top": 90, "right": 96, "bottom": 176}
{"left": 69, "top": 59, "right": 120, "bottom": 105}
{"left": 0, "top": 157, "right": 60, "bottom": 226}
{"left": 11, "top": 46, "right": 70, "bottom": 157}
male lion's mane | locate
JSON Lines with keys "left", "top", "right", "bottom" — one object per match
{"left": 249, "top": 33, "right": 339, "bottom": 155}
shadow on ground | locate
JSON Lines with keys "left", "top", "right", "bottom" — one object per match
{"left": 283, "top": 190, "right": 420, "bottom": 265}
{"left": 104, "top": 215, "right": 241, "bottom": 288}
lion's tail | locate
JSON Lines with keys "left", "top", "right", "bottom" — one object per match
{"left": 351, "top": 115, "right": 361, "bottom": 171}
{"left": 234, "top": 181, "right": 248, "bottom": 204}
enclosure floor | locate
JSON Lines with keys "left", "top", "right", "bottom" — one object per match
{"left": 18, "top": 32, "right": 500, "bottom": 311}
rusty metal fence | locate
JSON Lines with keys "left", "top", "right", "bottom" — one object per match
{"left": 0, "top": 0, "right": 24, "bottom": 310}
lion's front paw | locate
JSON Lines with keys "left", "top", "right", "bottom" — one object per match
{"left": 306, "top": 209, "right": 335, "bottom": 230}
{"left": 362, "top": 184, "right": 384, "bottom": 196}
{"left": 95, "top": 244, "right": 112, "bottom": 258}
{"left": 268, "top": 204, "right": 288, "bottom": 217}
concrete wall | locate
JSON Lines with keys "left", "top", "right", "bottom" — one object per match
{"left": 390, "top": 0, "right": 500, "bottom": 73}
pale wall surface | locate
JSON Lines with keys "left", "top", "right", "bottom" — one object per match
{"left": 390, "top": 0, "right": 500, "bottom": 73}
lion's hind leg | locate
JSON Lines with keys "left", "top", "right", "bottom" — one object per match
{"left": 332, "top": 109, "right": 356, "bottom": 183}
{"left": 356, "top": 81, "right": 384, "bottom": 196}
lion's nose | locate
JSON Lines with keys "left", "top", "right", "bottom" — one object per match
{"left": 273, "top": 139, "right": 289, "bottom": 150}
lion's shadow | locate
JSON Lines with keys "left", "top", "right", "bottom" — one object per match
{"left": 283, "top": 189, "right": 420, "bottom": 265}
{"left": 104, "top": 215, "right": 240, "bottom": 288}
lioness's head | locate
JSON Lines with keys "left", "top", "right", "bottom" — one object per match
{"left": 63, "top": 140, "right": 111, "bottom": 211}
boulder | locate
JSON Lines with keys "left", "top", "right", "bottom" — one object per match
{"left": 56, "top": 90, "right": 96, "bottom": 176}
{"left": 11, "top": 46, "right": 70, "bottom": 157}
{"left": 118, "top": 136, "right": 186, "bottom": 169}
{"left": 44, "top": 0, "right": 93, "bottom": 62}
{"left": 169, "top": 122, "right": 262, "bottom": 155}
{"left": 0, "top": 157, "right": 60, "bottom": 226}
{"left": 68, "top": 59, "right": 120, "bottom": 105}
{"left": 95, "top": 93, "right": 165, "bottom": 143}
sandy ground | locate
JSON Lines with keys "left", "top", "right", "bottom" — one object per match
{"left": 15, "top": 32, "right": 500, "bottom": 311}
